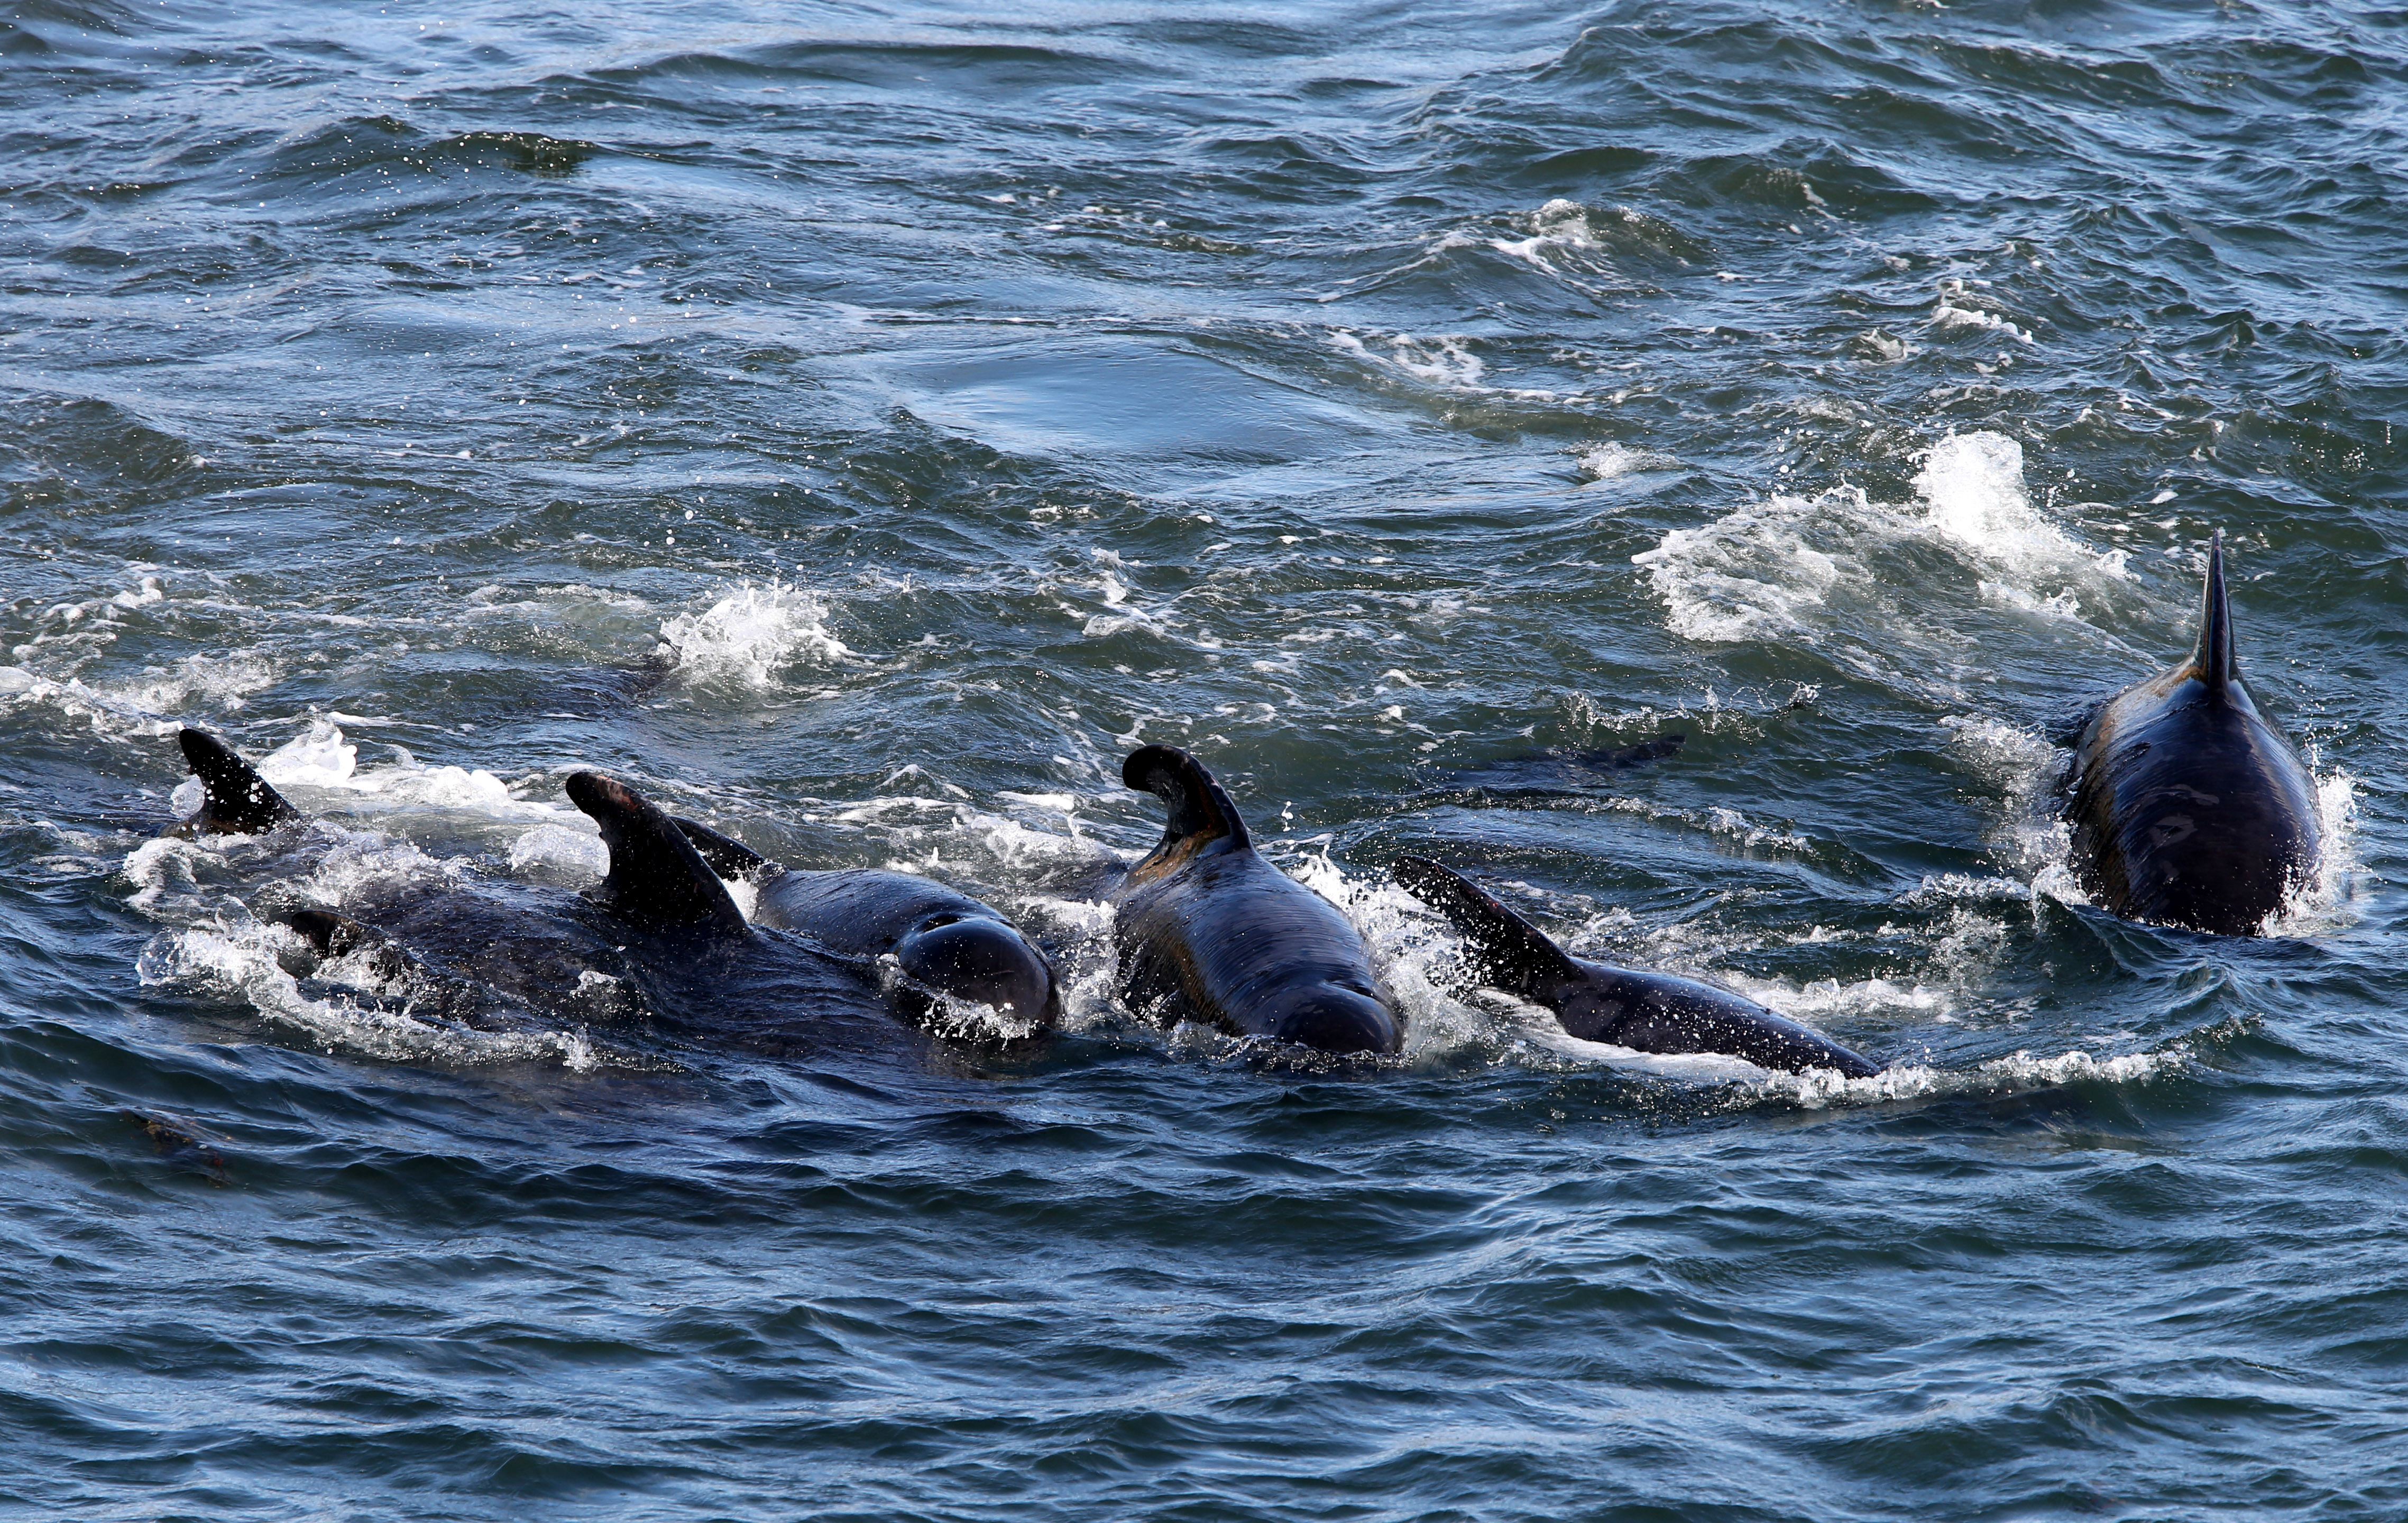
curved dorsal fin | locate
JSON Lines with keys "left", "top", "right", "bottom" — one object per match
{"left": 177, "top": 728, "right": 302, "bottom": 834}
{"left": 1392, "top": 856, "right": 1580, "bottom": 998}
{"left": 566, "top": 773, "right": 747, "bottom": 938}
{"left": 2191, "top": 529, "right": 2236, "bottom": 692}
{"left": 1123, "top": 744, "right": 1251, "bottom": 866}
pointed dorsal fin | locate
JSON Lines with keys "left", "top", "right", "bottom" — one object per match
{"left": 672, "top": 815, "right": 779, "bottom": 880}
{"left": 1123, "top": 745, "right": 1251, "bottom": 863}
{"left": 2191, "top": 528, "right": 2236, "bottom": 692}
{"left": 566, "top": 773, "right": 747, "bottom": 938}
{"left": 1392, "top": 856, "right": 1581, "bottom": 998}
{"left": 177, "top": 728, "right": 302, "bottom": 834}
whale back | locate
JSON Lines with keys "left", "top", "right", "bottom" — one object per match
{"left": 1392, "top": 856, "right": 1581, "bottom": 999}
{"left": 175, "top": 728, "right": 302, "bottom": 835}
{"left": 567, "top": 772, "right": 748, "bottom": 939}
{"left": 1124, "top": 744, "right": 1252, "bottom": 881}
{"left": 2066, "top": 530, "right": 2321, "bottom": 935}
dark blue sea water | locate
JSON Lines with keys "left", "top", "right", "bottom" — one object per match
{"left": 6, "top": 0, "right": 2408, "bottom": 1516}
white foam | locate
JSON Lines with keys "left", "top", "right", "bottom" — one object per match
{"left": 1634, "top": 431, "right": 2124, "bottom": 656}
{"left": 2263, "top": 756, "right": 2362, "bottom": 936}
{"left": 1770, "top": 1045, "right": 2183, "bottom": 1111}
{"left": 508, "top": 823, "right": 609, "bottom": 880}
{"left": 135, "top": 915, "right": 608, "bottom": 1070}
{"left": 1575, "top": 442, "right": 1675, "bottom": 483}
{"left": 1929, "top": 297, "right": 2033, "bottom": 344}
{"left": 1714, "top": 970, "right": 1957, "bottom": 1021}
{"left": 118, "top": 653, "right": 280, "bottom": 715}
{"left": 1328, "top": 330, "right": 1487, "bottom": 390}
{"left": 258, "top": 723, "right": 360, "bottom": 790}
{"left": 213, "top": 721, "right": 565, "bottom": 826}
{"left": 1942, "top": 713, "right": 2080, "bottom": 902}
{"left": 1631, "top": 490, "right": 1856, "bottom": 644}
{"left": 1914, "top": 432, "right": 2124, "bottom": 585}
{"left": 657, "top": 580, "right": 849, "bottom": 687}
{"left": 1487, "top": 197, "right": 1601, "bottom": 268}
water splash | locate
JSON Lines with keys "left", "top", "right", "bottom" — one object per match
{"left": 657, "top": 580, "right": 850, "bottom": 687}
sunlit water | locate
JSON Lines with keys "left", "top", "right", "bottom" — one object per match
{"left": 5, "top": 1, "right": 2407, "bottom": 1516}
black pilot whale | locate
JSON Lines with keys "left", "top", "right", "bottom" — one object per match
{"left": 1393, "top": 856, "right": 1881, "bottom": 1077}
{"left": 166, "top": 729, "right": 1057, "bottom": 1036}
{"left": 671, "top": 814, "right": 1058, "bottom": 1027}
{"left": 1114, "top": 744, "right": 1400, "bottom": 1055}
{"left": 2064, "top": 531, "right": 2321, "bottom": 936}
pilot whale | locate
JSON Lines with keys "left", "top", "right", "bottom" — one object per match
{"left": 1114, "top": 744, "right": 1400, "bottom": 1054}
{"left": 2064, "top": 531, "right": 2321, "bottom": 936}
{"left": 1393, "top": 855, "right": 1880, "bottom": 1077}
{"left": 163, "top": 729, "right": 1054, "bottom": 1042}
{"left": 671, "top": 814, "right": 1058, "bottom": 1028}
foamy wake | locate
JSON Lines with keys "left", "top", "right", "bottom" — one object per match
{"left": 163, "top": 721, "right": 579, "bottom": 836}
{"left": 1, "top": 656, "right": 280, "bottom": 737}
{"left": 1767, "top": 1044, "right": 2183, "bottom": 1111}
{"left": 2264, "top": 755, "right": 2362, "bottom": 936}
{"left": 135, "top": 913, "right": 607, "bottom": 1070}
{"left": 1633, "top": 429, "right": 2126, "bottom": 651}
{"left": 1942, "top": 713, "right": 2083, "bottom": 903}
{"left": 1328, "top": 329, "right": 1488, "bottom": 391}
{"left": 656, "top": 580, "right": 849, "bottom": 687}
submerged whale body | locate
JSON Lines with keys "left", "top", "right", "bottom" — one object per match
{"left": 2064, "top": 531, "right": 2321, "bottom": 937}
{"left": 1393, "top": 856, "right": 1881, "bottom": 1078}
{"left": 1114, "top": 744, "right": 1400, "bottom": 1055}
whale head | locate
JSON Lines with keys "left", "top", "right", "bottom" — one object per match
{"left": 1258, "top": 980, "right": 1400, "bottom": 1056}
{"left": 894, "top": 913, "right": 1060, "bottom": 1027}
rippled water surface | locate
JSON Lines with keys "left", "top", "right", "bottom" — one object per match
{"left": 6, "top": 0, "right": 2408, "bottom": 1516}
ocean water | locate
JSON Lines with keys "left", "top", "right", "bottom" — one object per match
{"left": 4, "top": 0, "right": 2407, "bottom": 1516}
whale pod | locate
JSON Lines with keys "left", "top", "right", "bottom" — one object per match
{"left": 2064, "top": 531, "right": 2321, "bottom": 935}
{"left": 1393, "top": 855, "right": 1880, "bottom": 1077}
{"left": 1113, "top": 744, "right": 1400, "bottom": 1054}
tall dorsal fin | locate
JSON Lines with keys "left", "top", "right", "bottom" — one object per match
{"left": 1123, "top": 744, "right": 1251, "bottom": 861}
{"left": 2191, "top": 528, "right": 2236, "bottom": 692}
{"left": 672, "top": 815, "right": 780, "bottom": 880}
{"left": 177, "top": 728, "right": 302, "bottom": 834}
{"left": 566, "top": 773, "right": 747, "bottom": 938}
{"left": 1392, "top": 856, "right": 1580, "bottom": 998}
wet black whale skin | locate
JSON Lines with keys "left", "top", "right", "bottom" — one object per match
{"left": 1392, "top": 855, "right": 1880, "bottom": 1078}
{"left": 2065, "top": 534, "right": 2320, "bottom": 937}
{"left": 1113, "top": 745, "right": 1400, "bottom": 1056}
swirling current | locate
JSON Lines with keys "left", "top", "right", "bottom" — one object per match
{"left": 5, "top": 0, "right": 2406, "bottom": 1517}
